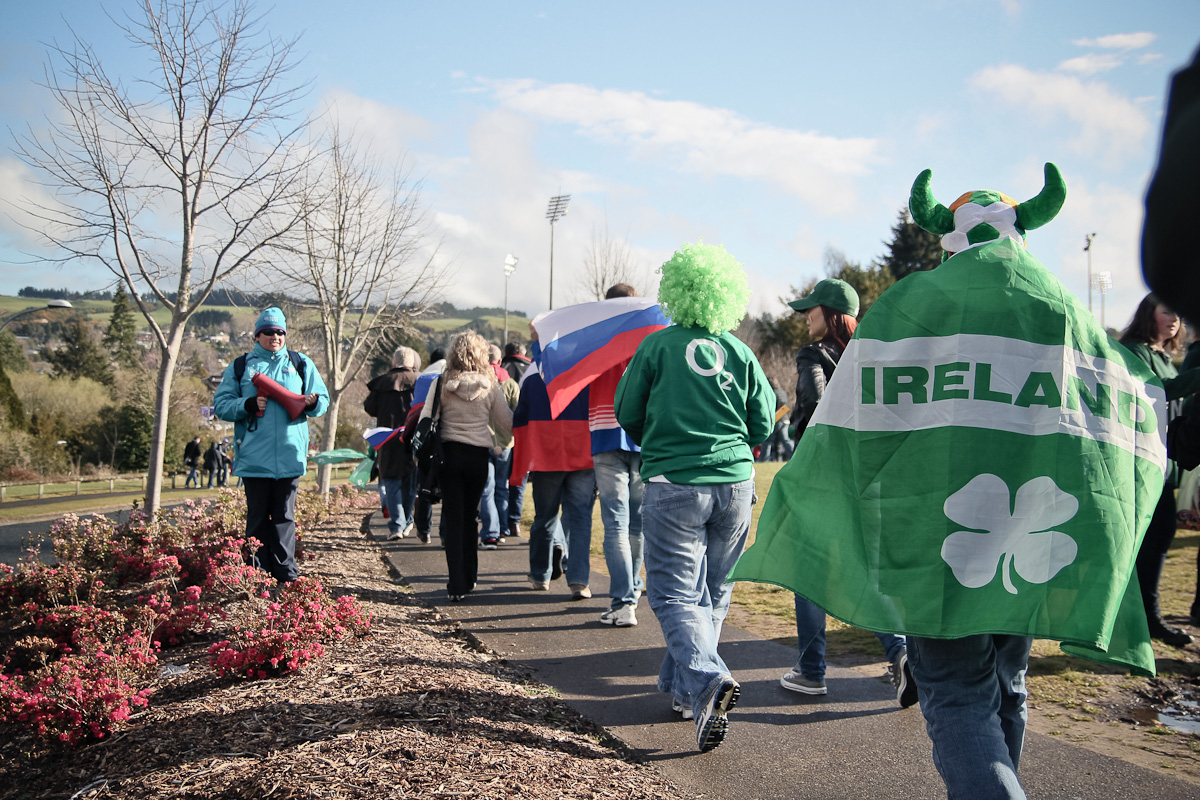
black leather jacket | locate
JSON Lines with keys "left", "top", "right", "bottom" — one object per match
{"left": 792, "top": 340, "right": 842, "bottom": 441}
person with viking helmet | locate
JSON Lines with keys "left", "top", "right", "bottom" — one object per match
{"left": 734, "top": 164, "right": 1170, "bottom": 799}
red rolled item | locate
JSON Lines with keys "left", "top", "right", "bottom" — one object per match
{"left": 251, "top": 372, "right": 309, "bottom": 421}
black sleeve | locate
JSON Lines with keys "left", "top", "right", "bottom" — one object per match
{"left": 1170, "top": 405, "right": 1200, "bottom": 471}
{"left": 791, "top": 345, "right": 828, "bottom": 436}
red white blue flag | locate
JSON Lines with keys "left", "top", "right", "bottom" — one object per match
{"left": 533, "top": 297, "right": 669, "bottom": 418}
{"left": 363, "top": 426, "right": 403, "bottom": 450}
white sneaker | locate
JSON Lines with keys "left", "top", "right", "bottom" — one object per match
{"left": 599, "top": 605, "right": 638, "bottom": 627}
{"left": 671, "top": 697, "right": 694, "bottom": 720}
{"left": 528, "top": 577, "right": 549, "bottom": 591}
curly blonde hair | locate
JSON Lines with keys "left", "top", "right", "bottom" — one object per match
{"left": 445, "top": 331, "right": 494, "bottom": 382}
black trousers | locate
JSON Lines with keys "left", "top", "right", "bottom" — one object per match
{"left": 243, "top": 476, "right": 301, "bottom": 583}
{"left": 440, "top": 441, "right": 488, "bottom": 595}
{"left": 1136, "top": 486, "right": 1178, "bottom": 623}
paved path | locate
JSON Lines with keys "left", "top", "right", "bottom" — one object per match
{"left": 369, "top": 512, "right": 1197, "bottom": 800}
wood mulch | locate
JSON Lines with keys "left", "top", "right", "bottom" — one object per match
{"left": 0, "top": 503, "right": 697, "bottom": 800}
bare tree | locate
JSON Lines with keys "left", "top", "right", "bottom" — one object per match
{"left": 273, "top": 123, "right": 441, "bottom": 494}
{"left": 576, "top": 222, "right": 642, "bottom": 302}
{"left": 13, "top": 0, "right": 310, "bottom": 514}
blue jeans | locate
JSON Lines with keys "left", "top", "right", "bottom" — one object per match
{"left": 793, "top": 595, "right": 906, "bottom": 679}
{"left": 478, "top": 448, "right": 512, "bottom": 541}
{"left": 509, "top": 473, "right": 527, "bottom": 527}
{"left": 643, "top": 479, "right": 753, "bottom": 718}
{"left": 185, "top": 465, "right": 199, "bottom": 487}
{"left": 528, "top": 470, "right": 595, "bottom": 584}
{"left": 379, "top": 473, "right": 417, "bottom": 534}
{"left": 907, "top": 634, "right": 1033, "bottom": 800}
{"left": 594, "top": 450, "right": 644, "bottom": 609}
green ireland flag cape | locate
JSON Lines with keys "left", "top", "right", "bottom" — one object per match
{"left": 732, "top": 238, "right": 1163, "bottom": 676}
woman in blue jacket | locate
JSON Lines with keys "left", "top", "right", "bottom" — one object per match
{"left": 214, "top": 307, "right": 329, "bottom": 584}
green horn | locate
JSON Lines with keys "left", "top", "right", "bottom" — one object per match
{"left": 909, "top": 169, "right": 955, "bottom": 235}
{"left": 1015, "top": 162, "right": 1067, "bottom": 231}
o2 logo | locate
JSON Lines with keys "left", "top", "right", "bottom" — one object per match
{"left": 686, "top": 339, "right": 734, "bottom": 390}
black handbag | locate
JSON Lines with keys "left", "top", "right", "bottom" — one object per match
{"left": 411, "top": 376, "right": 444, "bottom": 504}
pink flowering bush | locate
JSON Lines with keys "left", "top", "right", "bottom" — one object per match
{"left": 208, "top": 576, "right": 372, "bottom": 678}
{"left": 1, "top": 488, "right": 372, "bottom": 745}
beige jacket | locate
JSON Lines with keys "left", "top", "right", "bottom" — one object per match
{"left": 422, "top": 372, "right": 513, "bottom": 450}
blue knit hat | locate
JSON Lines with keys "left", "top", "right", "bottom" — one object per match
{"left": 254, "top": 307, "right": 287, "bottom": 336}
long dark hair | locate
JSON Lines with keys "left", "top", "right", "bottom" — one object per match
{"left": 1120, "top": 293, "right": 1184, "bottom": 355}
{"left": 822, "top": 306, "right": 858, "bottom": 350}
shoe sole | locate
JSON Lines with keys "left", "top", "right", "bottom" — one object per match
{"left": 696, "top": 681, "right": 740, "bottom": 753}
{"left": 780, "top": 677, "right": 827, "bottom": 695}
{"left": 896, "top": 658, "right": 919, "bottom": 708}
{"left": 599, "top": 614, "right": 638, "bottom": 627}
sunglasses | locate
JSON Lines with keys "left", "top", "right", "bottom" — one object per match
{"left": 260, "top": 329, "right": 286, "bottom": 337}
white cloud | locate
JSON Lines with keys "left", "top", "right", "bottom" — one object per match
{"left": 480, "top": 79, "right": 881, "bottom": 214}
{"left": 969, "top": 65, "right": 1150, "bottom": 160}
{"left": 1138, "top": 52, "right": 1164, "bottom": 65}
{"left": 1056, "top": 53, "right": 1123, "bottom": 76}
{"left": 995, "top": 0, "right": 1023, "bottom": 20}
{"left": 1072, "top": 32, "right": 1156, "bottom": 51}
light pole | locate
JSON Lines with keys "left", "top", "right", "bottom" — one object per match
{"left": 503, "top": 253, "right": 519, "bottom": 345}
{"left": 1083, "top": 232, "right": 1097, "bottom": 313}
{"left": 1095, "top": 270, "right": 1112, "bottom": 330}
{"left": 546, "top": 194, "right": 571, "bottom": 310}
{"left": 0, "top": 299, "right": 73, "bottom": 333}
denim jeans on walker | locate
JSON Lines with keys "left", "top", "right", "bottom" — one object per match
{"left": 379, "top": 474, "right": 417, "bottom": 534}
{"left": 643, "top": 479, "right": 753, "bottom": 717}
{"left": 794, "top": 595, "right": 906, "bottom": 679}
{"left": 907, "top": 634, "right": 1033, "bottom": 800}
{"left": 527, "top": 470, "right": 596, "bottom": 584}
{"left": 478, "top": 448, "right": 512, "bottom": 541}
{"left": 594, "top": 450, "right": 644, "bottom": 609}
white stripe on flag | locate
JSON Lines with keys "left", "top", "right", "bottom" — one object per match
{"left": 813, "top": 334, "right": 1167, "bottom": 467}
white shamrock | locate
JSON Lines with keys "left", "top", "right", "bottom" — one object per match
{"left": 941, "top": 474, "right": 1079, "bottom": 595}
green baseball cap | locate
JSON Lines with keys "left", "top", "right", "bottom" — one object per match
{"left": 787, "top": 278, "right": 860, "bottom": 317}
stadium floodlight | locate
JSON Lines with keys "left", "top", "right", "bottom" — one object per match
{"left": 503, "top": 254, "right": 519, "bottom": 345}
{"left": 546, "top": 195, "right": 571, "bottom": 309}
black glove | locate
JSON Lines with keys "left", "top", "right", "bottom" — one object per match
{"left": 244, "top": 396, "right": 258, "bottom": 415}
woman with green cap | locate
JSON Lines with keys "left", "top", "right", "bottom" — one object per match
{"left": 780, "top": 279, "right": 918, "bottom": 708}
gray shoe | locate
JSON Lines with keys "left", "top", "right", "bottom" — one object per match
{"left": 780, "top": 668, "right": 827, "bottom": 695}
{"left": 569, "top": 583, "right": 592, "bottom": 600}
{"left": 695, "top": 678, "right": 739, "bottom": 752}
{"left": 528, "top": 577, "right": 549, "bottom": 591}
{"left": 891, "top": 650, "right": 919, "bottom": 708}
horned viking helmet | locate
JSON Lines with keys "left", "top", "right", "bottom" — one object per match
{"left": 909, "top": 162, "right": 1067, "bottom": 259}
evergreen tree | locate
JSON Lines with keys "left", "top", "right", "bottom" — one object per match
{"left": 103, "top": 286, "right": 141, "bottom": 368}
{"left": 880, "top": 208, "right": 944, "bottom": 280}
{"left": 0, "top": 330, "right": 30, "bottom": 373}
{"left": 0, "top": 367, "right": 26, "bottom": 431}
{"left": 43, "top": 321, "right": 114, "bottom": 385}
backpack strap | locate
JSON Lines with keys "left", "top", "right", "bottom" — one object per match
{"left": 233, "top": 351, "right": 307, "bottom": 391}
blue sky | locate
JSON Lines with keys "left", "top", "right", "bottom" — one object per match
{"left": 1, "top": 0, "right": 1197, "bottom": 328}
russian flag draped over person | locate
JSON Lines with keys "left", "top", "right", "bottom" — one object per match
{"left": 533, "top": 297, "right": 669, "bottom": 418}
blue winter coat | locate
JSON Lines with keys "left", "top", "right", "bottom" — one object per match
{"left": 213, "top": 344, "right": 330, "bottom": 478}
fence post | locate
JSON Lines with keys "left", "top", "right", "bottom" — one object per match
{"left": 76, "top": 480, "right": 81, "bottom": 496}
{"left": 39, "top": 484, "right": 45, "bottom": 499}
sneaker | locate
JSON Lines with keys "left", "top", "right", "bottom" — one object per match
{"left": 479, "top": 538, "right": 499, "bottom": 550}
{"left": 416, "top": 529, "right": 430, "bottom": 544}
{"left": 550, "top": 545, "right": 564, "bottom": 581}
{"left": 448, "top": 593, "right": 465, "bottom": 602}
{"left": 599, "top": 605, "right": 638, "bottom": 627}
{"left": 695, "top": 678, "right": 740, "bottom": 753}
{"left": 891, "top": 650, "right": 919, "bottom": 708}
{"left": 505, "top": 521, "right": 522, "bottom": 538}
{"left": 780, "top": 668, "right": 827, "bottom": 695}
{"left": 401, "top": 521, "right": 414, "bottom": 538}
{"left": 671, "top": 697, "right": 694, "bottom": 720}
{"left": 528, "top": 577, "right": 549, "bottom": 591}
{"left": 387, "top": 528, "right": 403, "bottom": 541}
{"left": 569, "top": 583, "right": 592, "bottom": 600}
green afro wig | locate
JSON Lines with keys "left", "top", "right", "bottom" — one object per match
{"left": 656, "top": 242, "right": 751, "bottom": 334}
